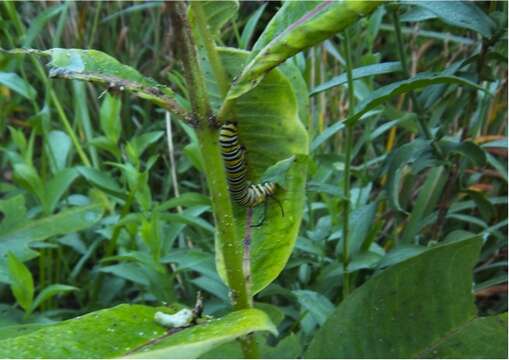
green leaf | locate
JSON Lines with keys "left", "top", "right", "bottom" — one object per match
{"left": 1, "top": 48, "right": 188, "bottom": 118}
{"left": 0, "top": 323, "right": 50, "bottom": 341}
{"left": 228, "top": 1, "right": 381, "bottom": 100}
{"left": 89, "top": 136, "right": 121, "bottom": 158}
{"left": 260, "top": 156, "right": 296, "bottom": 189}
{"left": 200, "top": 333, "right": 302, "bottom": 359}
{"left": 310, "top": 61, "right": 403, "bottom": 96}
{"left": 293, "top": 290, "right": 334, "bottom": 326}
{"left": 0, "top": 72, "right": 36, "bottom": 100}
{"left": 0, "top": 304, "right": 172, "bottom": 358}
{"left": 189, "top": 1, "right": 239, "bottom": 39}
{"left": 161, "top": 249, "right": 218, "bottom": 280}
{"left": 420, "top": 313, "right": 508, "bottom": 358}
{"left": 403, "top": 1, "right": 496, "bottom": 38}
{"left": 210, "top": 49, "right": 308, "bottom": 294}
{"left": 400, "top": 166, "right": 448, "bottom": 244}
{"left": 401, "top": 6, "right": 437, "bottom": 22}
{"left": 128, "top": 131, "right": 164, "bottom": 158}
{"left": 129, "top": 309, "right": 276, "bottom": 359}
{"left": 99, "top": 93, "right": 122, "bottom": 144}
{"left": 252, "top": 2, "right": 326, "bottom": 52}
{"left": 12, "top": 163, "right": 45, "bottom": 205}
{"left": 76, "top": 166, "right": 125, "bottom": 198}
{"left": 305, "top": 235, "right": 508, "bottom": 358}
{"left": 45, "top": 168, "right": 80, "bottom": 213}
{"left": 377, "top": 245, "right": 426, "bottom": 268}
{"left": 140, "top": 214, "right": 162, "bottom": 260}
{"left": 22, "top": 4, "right": 64, "bottom": 47}
{"left": 6, "top": 252, "right": 34, "bottom": 312}
{"left": 0, "top": 195, "right": 104, "bottom": 260}
{"left": 239, "top": 3, "right": 267, "bottom": 50}
{"left": 440, "top": 139, "right": 487, "bottom": 166}
{"left": 385, "top": 139, "right": 434, "bottom": 213}
{"left": 311, "top": 121, "right": 346, "bottom": 152}
{"left": 28, "top": 284, "right": 78, "bottom": 316}
{"left": 346, "top": 72, "right": 488, "bottom": 125}
{"left": 345, "top": 202, "right": 378, "bottom": 255}
{"left": 99, "top": 263, "right": 150, "bottom": 286}
{"left": 158, "top": 193, "right": 211, "bottom": 211}
{"left": 47, "top": 130, "right": 72, "bottom": 171}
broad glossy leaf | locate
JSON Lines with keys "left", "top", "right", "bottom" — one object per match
{"left": 346, "top": 72, "right": 488, "bottom": 125}
{"left": 419, "top": 313, "right": 507, "bottom": 358}
{"left": 209, "top": 49, "right": 308, "bottom": 294}
{"left": 310, "top": 61, "right": 403, "bottom": 96}
{"left": 1, "top": 48, "right": 188, "bottom": 118}
{"left": 403, "top": 1, "right": 496, "bottom": 38}
{"left": 201, "top": 332, "right": 302, "bottom": 359}
{"left": 130, "top": 309, "right": 276, "bottom": 359}
{"left": 227, "top": 1, "right": 381, "bottom": 100}
{"left": 252, "top": 1, "right": 320, "bottom": 52}
{"left": 0, "top": 72, "right": 36, "bottom": 100}
{"left": 305, "top": 235, "right": 508, "bottom": 358}
{"left": 0, "top": 323, "right": 50, "bottom": 341}
{"left": 0, "top": 304, "right": 174, "bottom": 358}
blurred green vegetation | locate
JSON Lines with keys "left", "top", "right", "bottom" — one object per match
{"left": 0, "top": 1, "right": 507, "bottom": 358}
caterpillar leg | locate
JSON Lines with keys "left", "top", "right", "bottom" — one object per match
{"left": 250, "top": 195, "right": 284, "bottom": 228}
{"left": 269, "top": 194, "right": 285, "bottom": 217}
{"left": 251, "top": 201, "right": 268, "bottom": 228}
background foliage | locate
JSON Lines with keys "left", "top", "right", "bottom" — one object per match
{"left": 0, "top": 1, "right": 507, "bottom": 358}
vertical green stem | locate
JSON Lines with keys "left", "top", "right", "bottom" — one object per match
{"left": 169, "top": 4, "right": 258, "bottom": 356}
{"left": 391, "top": 9, "right": 443, "bottom": 158}
{"left": 341, "top": 29, "right": 355, "bottom": 298}
{"left": 191, "top": 1, "right": 230, "bottom": 98}
{"left": 169, "top": 1, "right": 248, "bottom": 308}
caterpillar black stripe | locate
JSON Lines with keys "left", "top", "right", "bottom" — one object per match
{"left": 219, "top": 122, "right": 276, "bottom": 208}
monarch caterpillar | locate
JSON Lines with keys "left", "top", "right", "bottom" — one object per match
{"left": 219, "top": 122, "right": 280, "bottom": 214}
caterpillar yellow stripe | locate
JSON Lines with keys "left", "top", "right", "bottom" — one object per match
{"left": 219, "top": 122, "right": 276, "bottom": 207}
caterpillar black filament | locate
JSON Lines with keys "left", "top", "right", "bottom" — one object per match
{"left": 219, "top": 122, "right": 276, "bottom": 208}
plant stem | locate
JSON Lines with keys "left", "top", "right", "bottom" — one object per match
{"left": 169, "top": 0, "right": 251, "bottom": 311}
{"left": 191, "top": 1, "right": 230, "bottom": 98}
{"left": 341, "top": 29, "right": 355, "bottom": 298}
{"left": 50, "top": 90, "right": 91, "bottom": 167}
{"left": 169, "top": 5, "right": 258, "bottom": 355}
{"left": 391, "top": 9, "right": 444, "bottom": 159}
